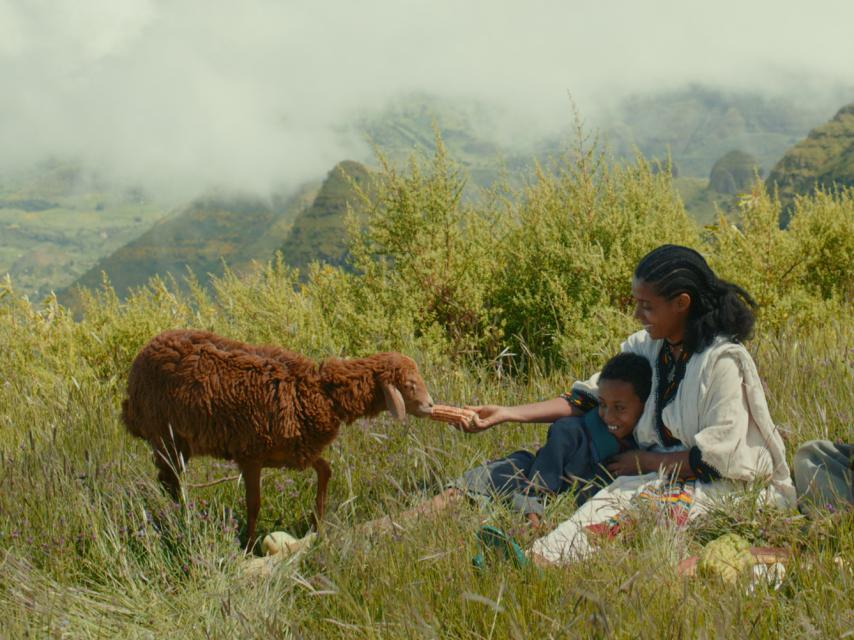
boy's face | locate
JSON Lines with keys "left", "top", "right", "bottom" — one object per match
{"left": 597, "top": 378, "right": 645, "bottom": 440}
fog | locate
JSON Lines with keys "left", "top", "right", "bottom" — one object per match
{"left": 1, "top": 0, "right": 852, "bottom": 200}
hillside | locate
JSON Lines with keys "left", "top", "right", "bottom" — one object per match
{"left": 0, "top": 161, "right": 164, "bottom": 300}
{"left": 7, "top": 89, "right": 850, "bottom": 299}
{"left": 359, "top": 94, "right": 531, "bottom": 190}
{"left": 672, "top": 177, "right": 730, "bottom": 225}
{"left": 672, "top": 150, "right": 761, "bottom": 224}
{"left": 765, "top": 103, "right": 854, "bottom": 215}
{"left": 285, "top": 90, "right": 833, "bottom": 266}
{"left": 278, "top": 161, "right": 373, "bottom": 272}
{"left": 365, "top": 88, "right": 837, "bottom": 185}
{"left": 597, "top": 86, "right": 839, "bottom": 178}
{"left": 708, "top": 150, "right": 761, "bottom": 194}
{"left": 59, "top": 184, "right": 316, "bottom": 306}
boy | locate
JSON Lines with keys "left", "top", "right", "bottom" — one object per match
{"left": 454, "top": 352, "right": 652, "bottom": 528}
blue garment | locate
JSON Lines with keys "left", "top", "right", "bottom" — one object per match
{"left": 582, "top": 408, "right": 623, "bottom": 463}
{"left": 562, "top": 390, "right": 627, "bottom": 461}
{"left": 452, "top": 414, "right": 635, "bottom": 515}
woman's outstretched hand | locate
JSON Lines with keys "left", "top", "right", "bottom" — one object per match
{"left": 461, "top": 405, "right": 507, "bottom": 433}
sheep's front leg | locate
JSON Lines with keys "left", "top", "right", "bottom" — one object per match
{"left": 312, "top": 458, "right": 331, "bottom": 529}
{"left": 239, "top": 461, "right": 262, "bottom": 551}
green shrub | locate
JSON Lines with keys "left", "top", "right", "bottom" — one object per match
{"left": 348, "top": 136, "right": 504, "bottom": 360}
{"left": 492, "top": 148, "right": 699, "bottom": 369}
{"left": 708, "top": 183, "right": 853, "bottom": 332}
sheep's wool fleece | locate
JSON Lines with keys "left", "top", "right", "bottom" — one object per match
{"left": 575, "top": 330, "right": 796, "bottom": 508}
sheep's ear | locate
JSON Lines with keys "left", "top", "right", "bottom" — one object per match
{"left": 381, "top": 381, "right": 407, "bottom": 422}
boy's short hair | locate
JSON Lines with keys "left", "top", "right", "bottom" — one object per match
{"left": 599, "top": 353, "right": 652, "bottom": 402}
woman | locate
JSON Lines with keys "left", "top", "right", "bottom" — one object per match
{"left": 467, "top": 244, "right": 795, "bottom": 565}
{"left": 367, "top": 245, "right": 795, "bottom": 564}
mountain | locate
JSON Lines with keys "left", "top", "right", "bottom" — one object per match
{"left": 59, "top": 184, "right": 316, "bottom": 306}
{"left": 765, "top": 103, "right": 854, "bottom": 214}
{"left": 9, "top": 88, "right": 851, "bottom": 301}
{"left": 672, "top": 150, "right": 760, "bottom": 224}
{"left": 277, "top": 160, "right": 372, "bottom": 273}
{"left": 358, "top": 93, "right": 532, "bottom": 190}
{"left": 708, "top": 150, "right": 761, "bottom": 195}
{"left": 597, "top": 86, "right": 841, "bottom": 178}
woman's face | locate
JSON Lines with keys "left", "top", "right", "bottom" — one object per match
{"left": 631, "top": 278, "right": 691, "bottom": 342}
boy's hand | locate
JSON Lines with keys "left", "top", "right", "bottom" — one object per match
{"left": 461, "top": 405, "right": 507, "bottom": 433}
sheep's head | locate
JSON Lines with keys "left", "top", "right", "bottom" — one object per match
{"left": 375, "top": 353, "right": 434, "bottom": 421}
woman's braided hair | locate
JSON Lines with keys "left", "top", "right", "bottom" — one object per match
{"left": 634, "top": 245, "right": 757, "bottom": 353}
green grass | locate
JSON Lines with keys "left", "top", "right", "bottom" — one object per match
{"left": 0, "top": 292, "right": 851, "bottom": 638}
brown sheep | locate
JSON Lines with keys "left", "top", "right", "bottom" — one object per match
{"left": 121, "top": 329, "right": 433, "bottom": 545}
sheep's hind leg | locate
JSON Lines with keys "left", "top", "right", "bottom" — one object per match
{"left": 312, "top": 458, "right": 331, "bottom": 529}
{"left": 239, "top": 461, "right": 262, "bottom": 552}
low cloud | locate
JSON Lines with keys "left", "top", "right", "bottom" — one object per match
{"left": 1, "top": 0, "right": 852, "bottom": 200}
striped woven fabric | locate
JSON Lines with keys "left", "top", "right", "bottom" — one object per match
{"left": 584, "top": 478, "right": 696, "bottom": 539}
{"left": 636, "top": 478, "right": 696, "bottom": 526}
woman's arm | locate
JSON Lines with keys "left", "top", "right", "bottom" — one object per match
{"left": 690, "top": 356, "right": 757, "bottom": 480}
{"left": 462, "top": 398, "right": 580, "bottom": 433}
{"left": 606, "top": 449, "right": 693, "bottom": 478}
{"left": 502, "top": 397, "right": 581, "bottom": 423}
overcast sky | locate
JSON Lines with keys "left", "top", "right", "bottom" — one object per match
{"left": 1, "top": 0, "right": 852, "bottom": 199}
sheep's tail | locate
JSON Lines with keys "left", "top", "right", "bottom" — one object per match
{"left": 121, "top": 398, "right": 143, "bottom": 438}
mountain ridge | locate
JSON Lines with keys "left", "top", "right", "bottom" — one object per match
{"left": 765, "top": 103, "right": 854, "bottom": 216}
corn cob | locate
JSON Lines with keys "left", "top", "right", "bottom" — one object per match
{"left": 430, "top": 404, "right": 477, "bottom": 429}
